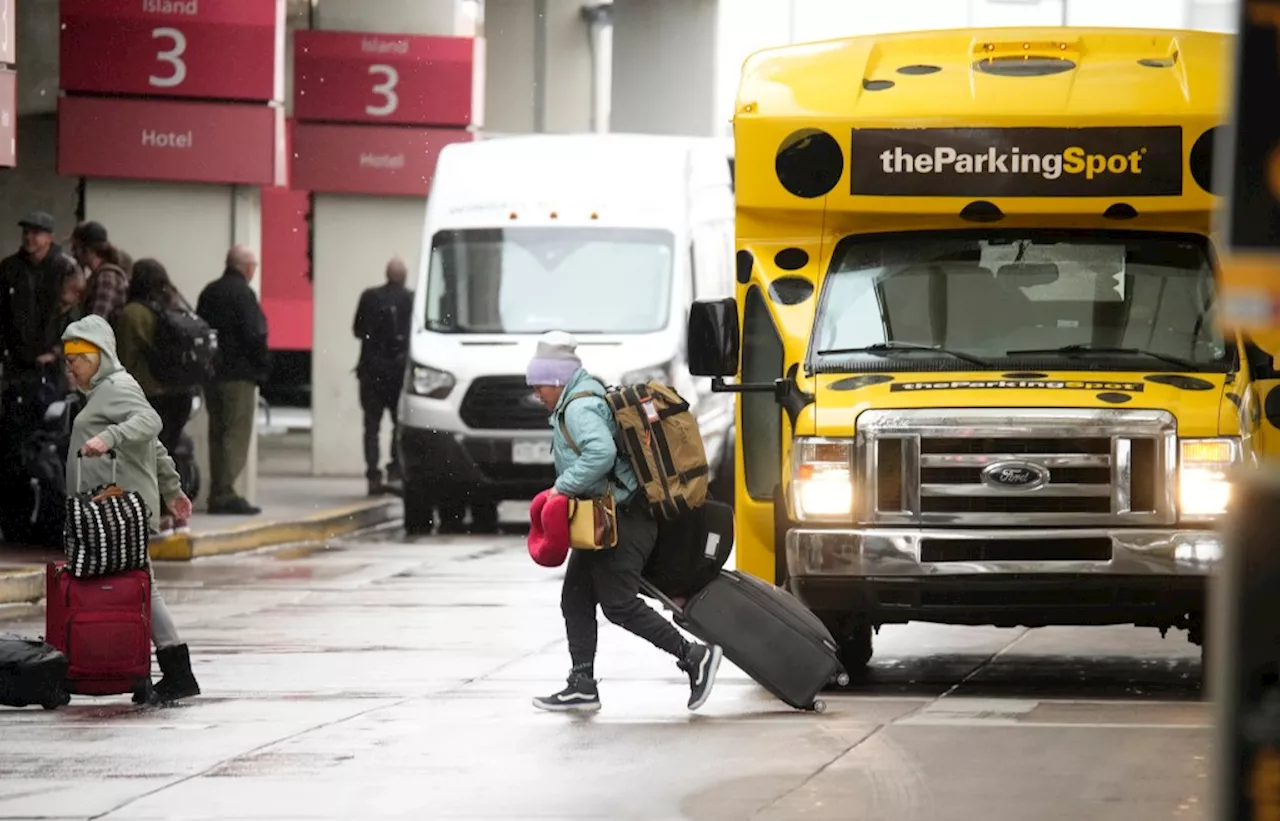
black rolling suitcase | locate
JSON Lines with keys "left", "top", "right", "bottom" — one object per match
{"left": 643, "top": 570, "right": 849, "bottom": 712}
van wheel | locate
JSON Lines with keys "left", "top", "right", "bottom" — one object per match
{"left": 470, "top": 501, "right": 499, "bottom": 535}
{"left": 403, "top": 481, "right": 436, "bottom": 536}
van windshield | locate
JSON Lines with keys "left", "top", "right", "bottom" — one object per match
{"left": 424, "top": 227, "right": 674, "bottom": 334}
{"left": 809, "top": 231, "right": 1230, "bottom": 373}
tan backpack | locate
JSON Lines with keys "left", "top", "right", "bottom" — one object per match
{"left": 558, "top": 383, "right": 709, "bottom": 520}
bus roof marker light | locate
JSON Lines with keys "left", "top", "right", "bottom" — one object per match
{"left": 509, "top": 212, "right": 518, "bottom": 220}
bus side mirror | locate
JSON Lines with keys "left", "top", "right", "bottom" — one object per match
{"left": 687, "top": 298, "right": 740, "bottom": 377}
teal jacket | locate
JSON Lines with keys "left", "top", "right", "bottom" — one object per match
{"left": 551, "top": 369, "right": 640, "bottom": 506}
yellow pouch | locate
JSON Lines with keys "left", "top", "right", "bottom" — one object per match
{"left": 568, "top": 494, "right": 619, "bottom": 550}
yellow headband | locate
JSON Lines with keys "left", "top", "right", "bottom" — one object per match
{"left": 63, "top": 339, "right": 99, "bottom": 356}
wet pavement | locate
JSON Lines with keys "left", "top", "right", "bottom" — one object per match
{"left": 0, "top": 526, "right": 1210, "bottom": 820}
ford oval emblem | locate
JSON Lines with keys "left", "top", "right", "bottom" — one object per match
{"left": 980, "top": 461, "right": 1049, "bottom": 491}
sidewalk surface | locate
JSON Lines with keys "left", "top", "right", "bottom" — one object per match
{"left": 0, "top": 473, "right": 402, "bottom": 605}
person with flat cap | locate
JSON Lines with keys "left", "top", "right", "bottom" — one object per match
{"left": 0, "top": 212, "right": 78, "bottom": 380}
{"left": 71, "top": 221, "right": 133, "bottom": 326}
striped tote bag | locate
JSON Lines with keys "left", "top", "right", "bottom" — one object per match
{"left": 63, "top": 454, "right": 151, "bottom": 579}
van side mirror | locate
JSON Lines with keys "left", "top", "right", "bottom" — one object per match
{"left": 687, "top": 298, "right": 739, "bottom": 377}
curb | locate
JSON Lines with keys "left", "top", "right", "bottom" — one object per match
{"left": 148, "top": 498, "right": 402, "bottom": 561}
{"left": 0, "top": 566, "right": 43, "bottom": 606}
{"left": 0, "top": 500, "right": 402, "bottom": 605}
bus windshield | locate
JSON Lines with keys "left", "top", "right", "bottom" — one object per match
{"left": 809, "top": 230, "right": 1229, "bottom": 373}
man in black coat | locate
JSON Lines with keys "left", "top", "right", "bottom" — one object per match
{"left": 196, "top": 245, "right": 270, "bottom": 515}
{"left": 0, "top": 212, "right": 77, "bottom": 379}
{"left": 353, "top": 257, "right": 413, "bottom": 495}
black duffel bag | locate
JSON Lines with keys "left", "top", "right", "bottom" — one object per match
{"left": 0, "top": 634, "right": 70, "bottom": 710}
{"left": 644, "top": 499, "right": 734, "bottom": 599}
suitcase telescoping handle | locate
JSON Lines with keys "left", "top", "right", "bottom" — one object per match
{"left": 75, "top": 450, "right": 117, "bottom": 493}
{"left": 640, "top": 578, "right": 684, "bottom": 616}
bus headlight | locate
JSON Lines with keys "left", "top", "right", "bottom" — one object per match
{"left": 791, "top": 438, "right": 854, "bottom": 521}
{"left": 1179, "top": 438, "right": 1240, "bottom": 520}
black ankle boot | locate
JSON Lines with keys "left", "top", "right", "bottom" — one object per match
{"left": 149, "top": 644, "right": 201, "bottom": 705}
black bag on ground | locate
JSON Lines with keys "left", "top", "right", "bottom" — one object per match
{"left": 0, "top": 634, "right": 70, "bottom": 709}
{"left": 149, "top": 301, "right": 218, "bottom": 389}
{"left": 645, "top": 500, "right": 734, "bottom": 598}
{"left": 643, "top": 570, "right": 847, "bottom": 711}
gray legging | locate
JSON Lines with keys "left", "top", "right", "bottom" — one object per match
{"left": 147, "top": 565, "right": 181, "bottom": 650}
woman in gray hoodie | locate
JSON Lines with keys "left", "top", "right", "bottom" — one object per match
{"left": 61, "top": 314, "right": 201, "bottom": 705}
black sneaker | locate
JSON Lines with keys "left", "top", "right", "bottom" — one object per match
{"left": 532, "top": 675, "right": 601, "bottom": 713}
{"left": 678, "top": 643, "right": 723, "bottom": 711}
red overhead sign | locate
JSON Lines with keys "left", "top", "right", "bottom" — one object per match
{"left": 0, "top": 0, "right": 14, "bottom": 66}
{"left": 293, "top": 31, "right": 474, "bottom": 127}
{"left": 0, "top": 69, "right": 13, "bottom": 167}
{"left": 59, "top": 0, "right": 284, "bottom": 102}
{"left": 58, "top": 96, "right": 285, "bottom": 187}
{"left": 290, "top": 122, "right": 472, "bottom": 197}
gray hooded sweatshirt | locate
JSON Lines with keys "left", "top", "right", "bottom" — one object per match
{"left": 62, "top": 315, "right": 182, "bottom": 532}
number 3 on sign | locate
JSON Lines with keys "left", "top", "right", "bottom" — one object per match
{"left": 150, "top": 27, "right": 187, "bottom": 88}
{"left": 367, "top": 64, "right": 399, "bottom": 117}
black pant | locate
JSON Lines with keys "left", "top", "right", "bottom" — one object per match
{"left": 149, "top": 393, "right": 194, "bottom": 455}
{"left": 561, "top": 503, "right": 688, "bottom": 670}
{"left": 359, "top": 375, "right": 400, "bottom": 479}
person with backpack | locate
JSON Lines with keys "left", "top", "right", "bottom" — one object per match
{"left": 117, "top": 259, "right": 210, "bottom": 534}
{"left": 526, "top": 331, "right": 723, "bottom": 713}
{"left": 352, "top": 257, "right": 413, "bottom": 496}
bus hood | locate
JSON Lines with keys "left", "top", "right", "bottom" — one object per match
{"left": 810, "top": 370, "right": 1236, "bottom": 438}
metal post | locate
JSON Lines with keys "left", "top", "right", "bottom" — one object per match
{"left": 533, "top": 0, "right": 548, "bottom": 132}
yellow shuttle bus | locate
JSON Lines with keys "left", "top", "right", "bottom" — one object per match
{"left": 686, "top": 28, "right": 1278, "bottom": 674}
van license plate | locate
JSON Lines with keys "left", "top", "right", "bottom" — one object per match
{"left": 512, "top": 440, "right": 553, "bottom": 465}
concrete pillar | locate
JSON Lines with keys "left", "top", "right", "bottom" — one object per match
{"left": 611, "top": 0, "right": 719, "bottom": 137}
{"left": 82, "top": 181, "right": 263, "bottom": 510}
{"left": 484, "top": 0, "right": 593, "bottom": 134}
{"left": 308, "top": 0, "right": 470, "bottom": 477}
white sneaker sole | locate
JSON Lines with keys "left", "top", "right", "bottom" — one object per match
{"left": 688, "top": 645, "right": 723, "bottom": 711}
{"left": 532, "top": 697, "right": 601, "bottom": 713}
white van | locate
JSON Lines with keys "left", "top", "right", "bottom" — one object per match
{"left": 397, "top": 133, "right": 737, "bottom": 534}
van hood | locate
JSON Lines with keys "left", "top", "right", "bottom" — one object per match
{"left": 809, "top": 370, "right": 1238, "bottom": 438}
{"left": 410, "top": 330, "right": 682, "bottom": 387}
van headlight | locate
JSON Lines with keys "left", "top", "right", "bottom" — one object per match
{"left": 408, "top": 364, "right": 455, "bottom": 399}
{"left": 790, "top": 437, "right": 854, "bottom": 521}
{"left": 1179, "top": 438, "right": 1240, "bottom": 520}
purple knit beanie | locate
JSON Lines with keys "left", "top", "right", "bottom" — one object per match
{"left": 526, "top": 331, "right": 582, "bottom": 387}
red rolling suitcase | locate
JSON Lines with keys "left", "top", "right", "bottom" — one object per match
{"left": 44, "top": 562, "right": 153, "bottom": 701}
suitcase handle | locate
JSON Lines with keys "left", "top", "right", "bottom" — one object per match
{"left": 74, "top": 450, "right": 117, "bottom": 493}
{"left": 640, "top": 578, "right": 682, "bottom": 615}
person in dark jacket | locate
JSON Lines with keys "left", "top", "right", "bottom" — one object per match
{"left": 196, "top": 245, "right": 270, "bottom": 515}
{"left": 117, "top": 259, "right": 199, "bottom": 533}
{"left": 526, "top": 332, "right": 723, "bottom": 714}
{"left": 0, "top": 212, "right": 77, "bottom": 377}
{"left": 353, "top": 257, "right": 413, "bottom": 495}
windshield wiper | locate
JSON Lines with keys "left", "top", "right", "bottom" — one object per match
{"left": 817, "top": 341, "right": 992, "bottom": 367}
{"left": 1005, "top": 344, "right": 1197, "bottom": 370}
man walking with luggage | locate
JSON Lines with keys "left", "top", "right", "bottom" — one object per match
{"left": 352, "top": 257, "right": 412, "bottom": 496}
{"left": 196, "top": 245, "right": 270, "bottom": 515}
{"left": 526, "top": 331, "right": 722, "bottom": 713}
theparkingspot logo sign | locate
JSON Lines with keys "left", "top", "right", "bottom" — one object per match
{"left": 849, "top": 126, "right": 1183, "bottom": 197}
